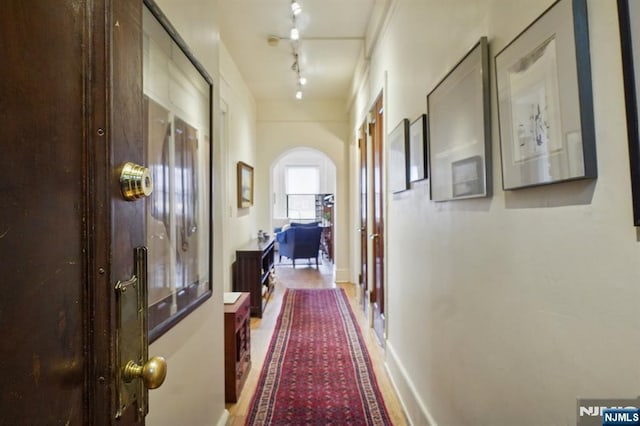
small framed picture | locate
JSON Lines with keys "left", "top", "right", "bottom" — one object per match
{"left": 409, "top": 114, "right": 428, "bottom": 182}
{"left": 237, "top": 161, "right": 254, "bottom": 208}
{"left": 388, "top": 119, "right": 410, "bottom": 194}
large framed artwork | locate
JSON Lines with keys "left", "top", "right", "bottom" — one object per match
{"left": 409, "top": 114, "right": 428, "bottom": 182}
{"left": 143, "top": 0, "right": 213, "bottom": 341}
{"left": 619, "top": 0, "right": 640, "bottom": 226}
{"left": 237, "top": 161, "right": 254, "bottom": 208}
{"left": 388, "top": 119, "right": 410, "bottom": 194}
{"left": 427, "top": 37, "right": 491, "bottom": 201}
{"left": 495, "top": 0, "right": 596, "bottom": 190}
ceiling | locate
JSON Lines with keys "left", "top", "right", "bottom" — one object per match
{"left": 217, "top": 0, "right": 378, "bottom": 102}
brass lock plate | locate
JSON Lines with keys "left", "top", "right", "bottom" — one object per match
{"left": 115, "top": 247, "right": 149, "bottom": 420}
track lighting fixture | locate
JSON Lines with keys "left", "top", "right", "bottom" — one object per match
{"left": 290, "top": 27, "right": 299, "bottom": 41}
{"left": 291, "top": 54, "right": 305, "bottom": 99}
{"left": 291, "top": 0, "right": 302, "bottom": 15}
{"left": 265, "top": 1, "right": 307, "bottom": 99}
{"left": 289, "top": 4, "right": 305, "bottom": 98}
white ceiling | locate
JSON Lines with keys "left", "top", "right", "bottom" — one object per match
{"left": 217, "top": 0, "right": 378, "bottom": 102}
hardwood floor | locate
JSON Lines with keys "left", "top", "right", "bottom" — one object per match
{"left": 225, "top": 259, "right": 407, "bottom": 425}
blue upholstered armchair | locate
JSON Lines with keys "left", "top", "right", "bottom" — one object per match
{"left": 275, "top": 224, "right": 323, "bottom": 268}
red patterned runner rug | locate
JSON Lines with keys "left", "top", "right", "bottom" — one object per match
{"left": 246, "top": 288, "right": 393, "bottom": 425}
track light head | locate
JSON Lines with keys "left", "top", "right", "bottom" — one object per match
{"left": 291, "top": 0, "right": 302, "bottom": 15}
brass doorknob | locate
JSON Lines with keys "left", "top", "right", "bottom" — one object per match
{"left": 123, "top": 356, "right": 167, "bottom": 389}
{"left": 369, "top": 233, "right": 380, "bottom": 240}
{"left": 120, "top": 162, "right": 153, "bottom": 201}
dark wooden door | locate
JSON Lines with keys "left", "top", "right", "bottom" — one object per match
{"left": 370, "top": 93, "right": 386, "bottom": 345}
{"left": 105, "top": 0, "right": 147, "bottom": 422}
{"left": 0, "top": 0, "right": 146, "bottom": 423}
{"left": 358, "top": 123, "right": 368, "bottom": 311}
{"left": 0, "top": 2, "right": 90, "bottom": 423}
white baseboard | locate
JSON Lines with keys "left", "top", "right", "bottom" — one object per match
{"left": 216, "top": 409, "right": 230, "bottom": 426}
{"left": 386, "top": 342, "right": 438, "bottom": 426}
{"left": 335, "top": 268, "right": 350, "bottom": 283}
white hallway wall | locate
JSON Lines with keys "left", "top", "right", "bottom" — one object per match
{"left": 351, "top": 0, "right": 640, "bottom": 425}
{"left": 219, "top": 41, "right": 259, "bottom": 292}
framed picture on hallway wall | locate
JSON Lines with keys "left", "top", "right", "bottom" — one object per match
{"left": 618, "top": 0, "right": 640, "bottom": 225}
{"left": 495, "top": 0, "right": 596, "bottom": 190}
{"left": 237, "top": 161, "right": 254, "bottom": 208}
{"left": 409, "top": 114, "right": 428, "bottom": 182}
{"left": 143, "top": 0, "right": 213, "bottom": 342}
{"left": 388, "top": 118, "right": 410, "bottom": 194}
{"left": 427, "top": 37, "right": 491, "bottom": 201}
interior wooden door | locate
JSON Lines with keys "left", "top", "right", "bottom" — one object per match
{"left": 358, "top": 123, "right": 368, "bottom": 311}
{"left": 102, "top": 0, "right": 153, "bottom": 422}
{"left": 0, "top": 1, "right": 150, "bottom": 423}
{"left": 0, "top": 2, "right": 92, "bottom": 423}
{"left": 370, "top": 93, "right": 386, "bottom": 345}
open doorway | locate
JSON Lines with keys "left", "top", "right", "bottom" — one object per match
{"left": 270, "top": 148, "right": 337, "bottom": 270}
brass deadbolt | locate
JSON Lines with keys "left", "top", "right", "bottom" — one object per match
{"left": 122, "top": 356, "right": 167, "bottom": 389}
{"left": 120, "top": 162, "right": 153, "bottom": 201}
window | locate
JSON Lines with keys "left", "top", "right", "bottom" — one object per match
{"left": 286, "top": 166, "right": 319, "bottom": 219}
{"left": 286, "top": 166, "right": 319, "bottom": 194}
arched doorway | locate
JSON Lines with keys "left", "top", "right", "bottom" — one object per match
{"left": 270, "top": 147, "right": 337, "bottom": 269}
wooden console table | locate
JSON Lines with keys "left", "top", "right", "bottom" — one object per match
{"left": 233, "top": 236, "right": 275, "bottom": 317}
